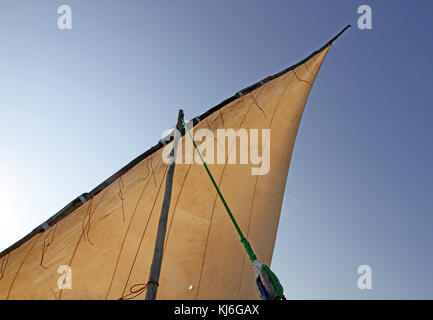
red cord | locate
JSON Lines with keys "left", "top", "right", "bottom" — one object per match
{"left": 119, "top": 281, "right": 159, "bottom": 300}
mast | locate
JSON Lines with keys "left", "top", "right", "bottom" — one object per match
{"left": 145, "top": 109, "right": 184, "bottom": 300}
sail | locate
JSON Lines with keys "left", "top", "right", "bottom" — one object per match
{"left": 0, "top": 27, "right": 347, "bottom": 300}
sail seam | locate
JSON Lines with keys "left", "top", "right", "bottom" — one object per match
{"left": 0, "top": 253, "right": 8, "bottom": 281}
{"left": 118, "top": 176, "right": 126, "bottom": 222}
{"left": 6, "top": 234, "right": 42, "bottom": 299}
{"left": 120, "top": 164, "right": 168, "bottom": 299}
{"left": 105, "top": 157, "right": 156, "bottom": 299}
{"left": 57, "top": 188, "right": 108, "bottom": 300}
{"left": 162, "top": 165, "right": 191, "bottom": 252}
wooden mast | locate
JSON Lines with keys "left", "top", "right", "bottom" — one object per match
{"left": 145, "top": 109, "right": 184, "bottom": 300}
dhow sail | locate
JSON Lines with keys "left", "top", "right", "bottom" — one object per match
{"left": 0, "top": 26, "right": 350, "bottom": 300}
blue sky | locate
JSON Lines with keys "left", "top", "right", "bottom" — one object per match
{"left": 0, "top": 1, "right": 432, "bottom": 299}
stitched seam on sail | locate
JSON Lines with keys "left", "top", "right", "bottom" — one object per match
{"left": 162, "top": 165, "right": 192, "bottom": 253}
{"left": 58, "top": 188, "right": 108, "bottom": 300}
{"left": 6, "top": 233, "right": 42, "bottom": 299}
{"left": 105, "top": 157, "right": 155, "bottom": 299}
{"left": 0, "top": 253, "right": 9, "bottom": 280}
{"left": 120, "top": 164, "right": 168, "bottom": 299}
{"left": 150, "top": 155, "right": 157, "bottom": 188}
{"left": 118, "top": 176, "right": 126, "bottom": 222}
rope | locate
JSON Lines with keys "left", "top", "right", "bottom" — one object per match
{"left": 40, "top": 223, "right": 58, "bottom": 269}
{"left": 249, "top": 94, "right": 267, "bottom": 118}
{"left": 120, "top": 281, "right": 159, "bottom": 300}
{"left": 0, "top": 253, "right": 9, "bottom": 280}
{"left": 181, "top": 116, "right": 283, "bottom": 300}
{"left": 241, "top": 237, "right": 257, "bottom": 262}
{"left": 81, "top": 197, "right": 94, "bottom": 245}
{"left": 293, "top": 68, "right": 312, "bottom": 86}
{"left": 118, "top": 176, "right": 126, "bottom": 222}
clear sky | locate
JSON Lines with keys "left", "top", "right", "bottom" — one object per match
{"left": 0, "top": 1, "right": 432, "bottom": 299}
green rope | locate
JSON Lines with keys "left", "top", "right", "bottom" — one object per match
{"left": 241, "top": 237, "right": 257, "bottom": 262}
{"left": 181, "top": 117, "right": 283, "bottom": 300}
{"left": 181, "top": 117, "right": 257, "bottom": 262}
{"left": 262, "top": 264, "right": 283, "bottom": 300}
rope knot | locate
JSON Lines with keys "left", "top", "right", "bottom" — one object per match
{"left": 119, "top": 281, "right": 159, "bottom": 300}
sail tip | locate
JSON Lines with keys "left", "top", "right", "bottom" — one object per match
{"left": 329, "top": 24, "right": 351, "bottom": 45}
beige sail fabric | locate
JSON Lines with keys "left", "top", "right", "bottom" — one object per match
{"left": 0, "top": 46, "right": 328, "bottom": 300}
